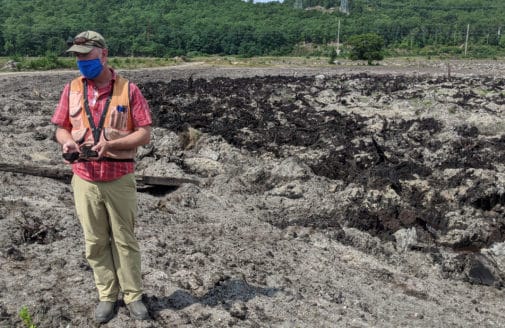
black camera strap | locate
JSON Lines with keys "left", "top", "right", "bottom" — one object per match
{"left": 83, "top": 79, "right": 114, "bottom": 145}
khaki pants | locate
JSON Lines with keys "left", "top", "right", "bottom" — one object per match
{"left": 72, "top": 174, "right": 142, "bottom": 304}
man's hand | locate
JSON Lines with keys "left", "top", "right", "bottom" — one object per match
{"left": 91, "top": 140, "right": 109, "bottom": 158}
{"left": 92, "top": 126, "right": 151, "bottom": 158}
{"left": 61, "top": 140, "right": 80, "bottom": 163}
{"left": 56, "top": 127, "right": 80, "bottom": 163}
{"left": 63, "top": 140, "right": 79, "bottom": 154}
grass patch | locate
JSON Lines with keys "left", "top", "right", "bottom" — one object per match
{"left": 190, "top": 55, "right": 336, "bottom": 67}
{"left": 19, "top": 306, "right": 37, "bottom": 328}
{"left": 0, "top": 55, "right": 341, "bottom": 72}
{"left": 1, "top": 55, "right": 74, "bottom": 71}
{"left": 109, "top": 56, "right": 179, "bottom": 69}
{"left": 4, "top": 55, "right": 505, "bottom": 72}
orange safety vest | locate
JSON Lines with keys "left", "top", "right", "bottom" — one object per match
{"left": 68, "top": 76, "right": 136, "bottom": 160}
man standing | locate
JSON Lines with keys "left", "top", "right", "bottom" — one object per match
{"left": 51, "top": 31, "right": 151, "bottom": 323}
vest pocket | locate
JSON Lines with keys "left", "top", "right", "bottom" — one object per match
{"left": 103, "top": 127, "right": 130, "bottom": 141}
{"left": 71, "top": 128, "right": 88, "bottom": 144}
{"left": 69, "top": 91, "right": 82, "bottom": 118}
{"left": 109, "top": 105, "right": 129, "bottom": 130}
{"left": 102, "top": 127, "right": 136, "bottom": 159}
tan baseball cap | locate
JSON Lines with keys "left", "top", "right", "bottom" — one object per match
{"left": 66, "top": 31, "right": 107, "bottom": 54}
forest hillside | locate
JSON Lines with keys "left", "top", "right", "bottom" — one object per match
{"left": 1, "top": 0, "right": 504, "bottom": 58}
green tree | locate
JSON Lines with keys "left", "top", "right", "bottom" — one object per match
{"left": 328, "top": 46, "right": 337, "bottom": 64}
{"left": 347, "top": 33, "right": 385, "bottom": 64}
{"left": 2, "top": 0, "right": 505, "bottom": 58}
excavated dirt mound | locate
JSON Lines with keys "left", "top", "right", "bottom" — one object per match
{"left": 1, "top": 62, "right": 505, "bottom": 327}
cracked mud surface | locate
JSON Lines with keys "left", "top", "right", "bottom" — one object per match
{"left": 1, "top": 61, "right": 505, "bottom": 327}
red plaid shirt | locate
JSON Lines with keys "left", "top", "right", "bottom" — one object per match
{"left": 51, "top": 69, "right": 152, "bottom": 182}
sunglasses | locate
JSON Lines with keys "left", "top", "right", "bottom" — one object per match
{"left": 73, "top": 37, "right": 104, "bottom": 48}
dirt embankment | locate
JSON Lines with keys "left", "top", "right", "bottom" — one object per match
{"left": 1, "top": 62, "right": 505, "bottom": 327}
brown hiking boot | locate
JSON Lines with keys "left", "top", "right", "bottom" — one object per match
{"left": 94, "top": 301, "right": 116, "bottom": 323}
{"left": 126, "top": 300, "right": 150, "bottom": 320}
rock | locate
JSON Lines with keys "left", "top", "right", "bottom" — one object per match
{"left": 316, "top": 89, "right": 338, "bottom": 105}
{"left": 3, "top": 246, "right": 24, "bottom": 261}
{"left": 229, "top": 301, "right": 248, "bottom": 320}
{"left": 266, "top": 183, "right": 304, "bottom": 199}
{"left": 394, "top": 227, "right": 418, "bottom": 252}
{"left": 465, "top": 254, "right": 501, "bottom": 286}
{"left": 270, "top": 157, "right": 312, "bottom": 181}
{"left": 183, "top": 157, "right": 224, "bottom": 176}
{"left": 482, "top": 242, "right": 505, "bottom": 274}
{"left": 314, "top": 74, "right": 326, "bottom": 87}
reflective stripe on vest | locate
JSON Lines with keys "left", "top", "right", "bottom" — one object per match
{"left": 68, "top": 76, "right": 136, "bottom": 160}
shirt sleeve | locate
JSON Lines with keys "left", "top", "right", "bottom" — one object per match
{"left": 129, "top": 83, "right": 152, "bottom": 128}
{"left": 51, "top": 83, "right": 72, "bottom": 130}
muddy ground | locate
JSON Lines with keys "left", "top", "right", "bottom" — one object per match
{"left": 1, "top": 60, "right": 505, "bottom": 327}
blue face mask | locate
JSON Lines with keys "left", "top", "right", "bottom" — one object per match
{"left": 77, "top": 58, "right": 103, "bottom": 79}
